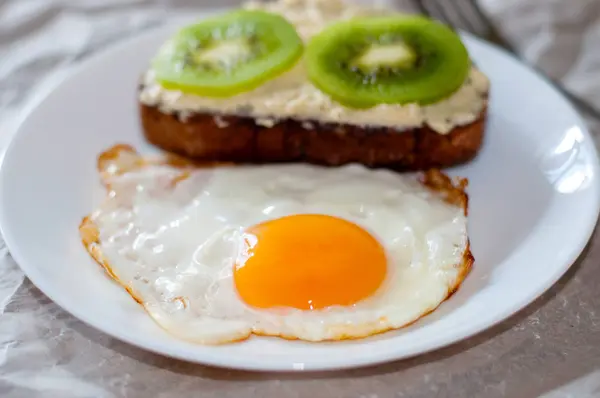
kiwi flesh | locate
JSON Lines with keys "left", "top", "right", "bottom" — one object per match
{"left": 306, "top": 16, "right": 471, "bottom": 108}
{"left": 152, "top": 10, "right": 303, "bottom": 97}
{"left": 353, "top": 42, "right": 417, "bottom": 73}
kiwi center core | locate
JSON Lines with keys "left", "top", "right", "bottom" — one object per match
{"left": 193, "top": 38, "right": 254, "bottom": 71}
{"left": 353, "top": 42, "right": 416, "bottom": 73}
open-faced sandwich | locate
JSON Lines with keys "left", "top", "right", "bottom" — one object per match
{"left": 139, "top": 0, "right": 490, "bottom": 170}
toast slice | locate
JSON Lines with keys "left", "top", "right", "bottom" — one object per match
{"left": 138, "top": 0, "right": 489, "bottom": 170}
{"left": 139, "top": 101, "right": 487, "bottom": 171}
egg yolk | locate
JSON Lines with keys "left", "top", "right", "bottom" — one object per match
{"left": 233, "top": 214, "right": 387, "bottom": 310}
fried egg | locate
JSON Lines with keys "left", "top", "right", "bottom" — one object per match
{"left": 80, "top": 145, "right": 472, "bottom": 344}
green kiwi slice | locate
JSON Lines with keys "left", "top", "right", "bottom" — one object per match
{"left": 306, "top": 16, "right": 470, "bottom": 108}
{"left": 152, "top": 10, "right": 303, "bottom": 97}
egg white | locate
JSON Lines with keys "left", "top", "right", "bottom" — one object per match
{"left": 80, "top": 145, "right": 472, "bottom": 344}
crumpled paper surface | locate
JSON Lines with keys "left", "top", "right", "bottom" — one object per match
{"left": 1, "top": 1, "right": 600, "bottom": 397}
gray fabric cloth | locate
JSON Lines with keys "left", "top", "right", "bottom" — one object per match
{"left": 1, "top": 1, "right": 600, "bottom": 397}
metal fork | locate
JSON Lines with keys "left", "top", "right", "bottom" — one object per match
{"left": 413, "top": 0, "right": 600, "bottom": 120}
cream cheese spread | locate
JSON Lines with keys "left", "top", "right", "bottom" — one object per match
{"left": 139, "top": 0, "right": 490, "bottom": 134}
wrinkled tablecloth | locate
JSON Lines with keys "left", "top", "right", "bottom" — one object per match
{"left": 1, "top": 1, "right": 600, "bottom": 397}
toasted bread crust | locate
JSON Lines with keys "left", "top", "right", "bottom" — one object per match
{"left": 139, "top": 102, "right": 487, "bottom": 170}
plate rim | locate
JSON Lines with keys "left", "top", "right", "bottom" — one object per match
{"left": 1, "top": 23, "right": 599, "bottom": 372}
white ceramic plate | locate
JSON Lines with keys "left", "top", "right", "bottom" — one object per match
{"left": 1, "top": 15, "right": 599, "bottom": 371}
